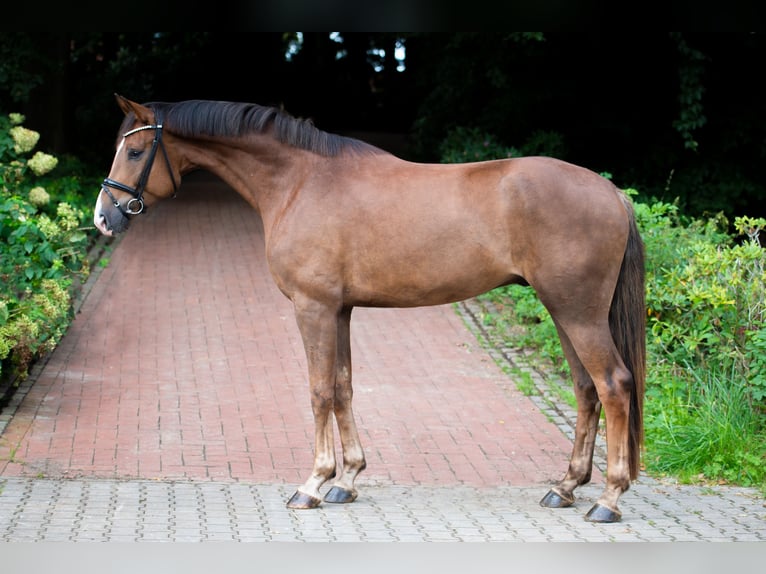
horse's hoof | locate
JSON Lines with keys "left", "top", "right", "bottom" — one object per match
{"left": 540, "top": 489, "right": 574, "bottom": 508}
{"left": 584, "top": 503, "right": 622, "bottom": 523}
{"left": 324, "top": 486, "right": 358, "bottom": 504}
{"left": 286, "top": 490, "right": 322, "bottom": 509}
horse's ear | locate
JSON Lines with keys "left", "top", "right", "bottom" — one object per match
{"left": 114, "top": 93, "right": 154, "bottom": 124}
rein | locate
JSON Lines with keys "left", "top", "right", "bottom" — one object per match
{"left": 101, "top": 112, "right": 178, "bottom": 216}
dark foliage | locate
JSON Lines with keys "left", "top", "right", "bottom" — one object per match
{"left": 1, "top": 32, "right": 764, "bottom": 219}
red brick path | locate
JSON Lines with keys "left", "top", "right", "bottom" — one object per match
{"left": 0, "top": 176, "right": 598, "bottom": 488}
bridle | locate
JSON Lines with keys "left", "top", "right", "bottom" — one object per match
{"left": 101, "top": 111, "right": 178, "bottom": 216}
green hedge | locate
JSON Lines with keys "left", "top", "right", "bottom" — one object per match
{"left": 0, "top": 113, "right": 97, "bottom": 384}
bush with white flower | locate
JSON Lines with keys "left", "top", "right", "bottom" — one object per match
{"left": 1, "top": 112, "right": 97, "bottom": 384}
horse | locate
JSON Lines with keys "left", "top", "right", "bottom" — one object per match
{"left": 94, "top": 94, "right": 646, "bottom": 523}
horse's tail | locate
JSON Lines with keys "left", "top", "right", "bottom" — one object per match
{"left": 610, "top": 193, "right": 646, "bottom": 480}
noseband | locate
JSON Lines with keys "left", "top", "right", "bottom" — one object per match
{"left": 101, "top": 112, "right": 178, "bottom": 216}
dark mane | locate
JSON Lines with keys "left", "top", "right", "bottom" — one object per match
{"left": 125, "top": 100, "right": 384, "bottom": 157}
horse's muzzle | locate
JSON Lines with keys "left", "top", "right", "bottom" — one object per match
{"left": 94, "top": 190, "right": 131, "bottom": 236}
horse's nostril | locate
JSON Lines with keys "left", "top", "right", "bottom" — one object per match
{"left": 94, "top": 212, "right": 113, "bottom": 236}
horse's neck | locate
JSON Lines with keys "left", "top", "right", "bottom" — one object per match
{"left": 182, "top": 135, "right": 311, "bottom": 224}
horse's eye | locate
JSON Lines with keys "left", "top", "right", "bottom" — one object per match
{"left": 127, "top": 148, "right": 143, "bottom": 160}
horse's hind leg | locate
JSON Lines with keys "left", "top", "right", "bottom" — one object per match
{"left": 540, "top": 319, "right": 602, "bottom": 509}
{"left": 552, "top": 321, "right": 634, "bottom": 522}
{"left": 324, "top": 307, "right": 367, "bottom": 503}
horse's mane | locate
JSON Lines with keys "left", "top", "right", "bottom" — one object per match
{"left": 121, "top": 100, "right": 383, "bottom": 158}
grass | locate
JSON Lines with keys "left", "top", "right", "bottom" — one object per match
{"left": 644, "top": 363, "right": 766, "bottom": 490}
{"left": 464, "top": 287, "right": 766, "bottom": 495}
{"left": 0, "top": 439, "right": 19, "bottom": 464}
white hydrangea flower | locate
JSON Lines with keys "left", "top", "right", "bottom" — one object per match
{"left": 56, "top": 202, "right": 80, "bottom": 232}
{"left": 37, "top": 214, "right": 59, "bottom": 238}
{"left": 27, "top": 151, "right": 58, "bottom": 176}
{"left": 9, "top": 126, "right": 39, "bottom": 154}
{"left": 28, "top": 186, "right": 50, "bottom": 207}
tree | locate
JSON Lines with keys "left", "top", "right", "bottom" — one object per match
{"left": 1, "top": 32, "right": 763, "bottom": 218}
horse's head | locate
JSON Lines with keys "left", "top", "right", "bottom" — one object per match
{"left": 94, "top": 94, "right": 180, "bottom": 236}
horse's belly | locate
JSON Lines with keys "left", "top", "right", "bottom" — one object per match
{"left": 344, "top": 247, "right": 516, "bottom": 307}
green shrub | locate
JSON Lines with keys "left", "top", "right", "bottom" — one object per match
{"left": 0, "top": 113, "right": 95, "bottom": 383}
{"left": 438, "top": 125, "right": 566, "bottom": 165}
{"left": 438, "top": 126, "right": 519, "bottom": 164}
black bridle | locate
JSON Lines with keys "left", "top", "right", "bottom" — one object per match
{"left": 101, "top": 113, "right": 178, "bottom": 216}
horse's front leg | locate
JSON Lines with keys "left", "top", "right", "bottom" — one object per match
{"left": 324, "top": 306, "right": 367, "bottom": 504}
{"left": 287, "top": 298, "right": 341, "bottom": 509}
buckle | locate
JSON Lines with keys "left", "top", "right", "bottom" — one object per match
{"left": 126, "top": 197, "right": 145, "bottom": 215}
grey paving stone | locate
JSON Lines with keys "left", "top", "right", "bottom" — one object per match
{"left": 2, "top": 464, "right": 765, "bottom": 543}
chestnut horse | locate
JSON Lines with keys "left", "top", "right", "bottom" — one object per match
{"left": 94, "top": 95, "right": 645, "bottom": 523}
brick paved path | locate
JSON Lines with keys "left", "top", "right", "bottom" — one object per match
{"left": 0, "top": 174, "right": 580, "bottom": 487}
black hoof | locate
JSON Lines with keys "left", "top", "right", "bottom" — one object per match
{"left": 540, "top": 489, "right": 574, "bottom": 508}
{"left": 286, "top": 490, "right": 322, "bottom": 509}
{"left": 324, "top": 486, "right": 358, "bottom": 504}
{"left": 585, "top": 503, "right": 622, "bottom": 523}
